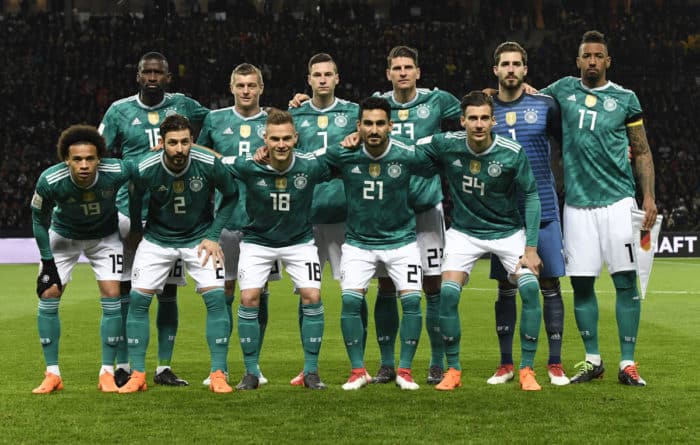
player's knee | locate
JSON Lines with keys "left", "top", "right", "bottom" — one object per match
{"left": 341, "top": 291, "right": 364, "bottom": 315}
{"left": 399, "top": 292, "right": 421, "bottom": 315}
{"left": 422, "top": 275, "right": 441, "bottom": 294}
{"left": 440, "top": 281, "right": 462, "bottom": 314}
{"left": 129, "top": 290, "right": 153, "bottom": 314}
{"left": 570, "top": 276, "right": 595, "bottom": 294}
{"left": 539, "top": 277, "right": 560, "bottom": 290}
{"left": 612, "top": 271, "right": 639, "bottom": 299}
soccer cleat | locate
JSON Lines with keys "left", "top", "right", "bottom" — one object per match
{"left": 486, "top": 364, "right": 514, "bottom": 385}
{"left": 202, "top": 371, "right": 228, "bottom": 386}
{"left": 303, "top": 372, "right": 327, "bottom": 390}
{"left": 114, "top": 368, "right": 131, "bottom": 388}
{"left": 98, "top": 372, "right": 119, "bottom": 393}
{"left": 371, "top": 365, "right": 396, "bottom": 384}
{"left": 435, "top": 368, "right": 462, "bottom": 391}
{"left": 569, "top": 361, "right": 605, "bottom": 384}
{"left": 209, "top": 370, "right": 233, "bottom": 393}
{"left": 153, "top": 368, "right": 189, "bottom": 386}
{"left": 290, "top": 370, "right": 305, "bottom": 386}
{"left": 32, "top": 372, "right": 63, "bottom": 394}
{"left": 519, "top": 367, "right": 541, "bottom": 391}
{"left": 618, "top": 363, "right": 646, "bottom": 386}
{"left": 258, "top": 372, "right": 269, "bottom": 386}
{"left": 342, "top": 368, "right": 369, "bottom": 390}
{"left": 395, "top": 368, "right": 420, "bottom": 390}
{"left": 118, "top": 371, "right": 147, "bottom": 393}
{"left": 427, "top": 365, "right": 444, "bottom": 385}
{"left": 236, "top": 373, "right": 260, "bottom": 390}
{"left": 547, "top": 363, "right": 570, "bottom": 386}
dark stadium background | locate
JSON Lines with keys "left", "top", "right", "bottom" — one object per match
{"left": 1, "top": 0, "right": 698, "bottom": 241}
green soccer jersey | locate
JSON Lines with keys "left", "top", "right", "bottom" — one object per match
{"left": 319, "top": 139, "right": 437, "bottom": 250}
{"left": 417, "top": 132, "right": 541, "bottom": 246}
{"left": 197, "top": 107, "right": 268, "bottom": 230}
{"left": 31, "top": 159, "right": 136, "bottom": 259}
{"left": 221, "top": 152, "right": 331, "bottom": 248}
{"left": 540, "top": 77, "right": 640, "bottom": 207}
{"left": 130, "top": 146, "right": 237, "bottom": 248}
{"left": 98, "top": 92, "right": 210, "bottom": 216}
{"left": 290, "top": 97, "right": 359, "bottom": 224}
{"left": 375, "top": 88, "right": 462, "bottom": 212}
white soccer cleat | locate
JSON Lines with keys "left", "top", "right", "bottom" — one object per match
{"left": 395, "top": 368, "right": 420, "bottom": 390}
{"left": 486, "top": 364, "right": 514, "bottom": 385}
{"left": 342, "top": 369, "right": 369, "bottom": 390}
{"left": 547, "top": 364, "right": 570, "bottom": 386}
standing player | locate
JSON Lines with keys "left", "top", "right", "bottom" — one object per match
{"left": 221, "top": 109, "right": 331, "bottom": 390}
{"left": 414, "top": 91, "right": 544, "bottom": 391}
{"left": 370, "top": 45, "right": 462, "bottom": 385}
{"left": 118, "top": 114, "right": 236, "bottom": 394}
{"left": 539, "top": 31, "right": 657, "bottom": 386}
{"left": 31, "top": 125, "right": 136, "bottom": 393}
{"left": 287, "top": 53, "right": 364, "bottom": 386}
{"left": 322, "top": 97, "right": 436, "bottom": 391}
{"left": 99, "top": 51, "right": 210, "bottom": 387}
{"left": 197, "top": 63, "right": 276, "bottom": 386}
{"left": 485, "top": 41, "right": 569, "bottom": 386}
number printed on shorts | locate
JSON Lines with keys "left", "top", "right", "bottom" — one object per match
{"left": 168, "top": 259, "right": 183, "bottom": 278}
{"left": 426, "top": 248, "right": 444, "bottom": 268}
{"left": 407, "top": 264, "right": 422, "bottom": 284}
{"left": 109, "top": 253, "right": 123, "bottom": 274}
{"left": 305, "top": 262, "right": 322, "bottom": 281}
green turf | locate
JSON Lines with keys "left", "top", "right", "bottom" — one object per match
{"left": 1, "top": 258, "right": 698, "bottom": 444}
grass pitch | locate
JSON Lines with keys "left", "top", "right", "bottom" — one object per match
{"left": 1, "top": 258, "right": 698, "bottom": 444}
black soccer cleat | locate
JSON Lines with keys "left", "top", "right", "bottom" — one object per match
{"left": 153, "top": 368, "right": 189, "bottom": 386}
{"left": 618, "top": 363, "right": 646, "bottom": 386}
{"left": 569, "top": 361, "right": 605, "bottom": 384}
{"left": 114, "top": 368, "right": 131, "bottom": 388}
{"left": 303, "top": 372, "right": 327, "bottom": 390}
{"left": 427, "top": 365, "right": 444, "bottom": 385}
{"left": 236, "top": 373, "right": 260, "bottom": 390}
{"left": 371, "top": 365, "right": 396, "bottom": 384}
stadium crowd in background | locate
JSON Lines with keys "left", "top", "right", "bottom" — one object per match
{"left": 0, "top": 1, "right": 698, "bottom": 236}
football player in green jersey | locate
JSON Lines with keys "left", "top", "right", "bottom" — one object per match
{"left": 287, "top": 53, "right": 368, "bottom": 386}
{"left": 99, "top": 52, "right": 209, "bottom": 387}
{"left": 324, "top": 97, "right": 437, "bottom": 391}
{"left": 539, "top": 31, "right": 657, "bottom": 386}
{"left": 31, "top": 125, "right": 138, "bottom": 394}
{"left": 197, "top": 63, "right": 277, "bottom": 387}
{"left": 412, "top": 91, "right": 544, "bottom": 391}
{"left": 118, "top": 115, "right": 236, "bottom": 394}
{"left": 221, "top": 109, "right": 331, "bottom": 390}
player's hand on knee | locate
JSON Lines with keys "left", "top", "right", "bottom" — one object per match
{"left": 37, "top": 258, "right": 62, "bottom": 298}
{"left": 517, "top": 247, "right": 542, "bottom": 276}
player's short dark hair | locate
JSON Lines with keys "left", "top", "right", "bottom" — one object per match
{"left": 138, "top": 51, "right": 169, "bottom": 72}
{"left": 230, "top": 63, "right": 263, "bottom": 85}
{"left": 493, "top": 41, "right": 528, "bottom": 65}
{"left": 358, "top": 97, "right": 391, "bottom": 121}
{"left": 460, "top": 91, "right": 494, "bottom": 115}
{"left": 160, "top": 114, "right": 192, "bottom": 139}
{"left": 581, "top": 30, "right": 608, "bottom": 48}
{"left": 307, "top": 53, "right": 337, "bottom": 73}
{"left": 56, "top": 125, "right": 107, "bottom": 161}
{"left": 387, "top": 45, "right": 419, "bottom": 68}
{"left": 265, "top": 108, "right": 295, "bottom": 127}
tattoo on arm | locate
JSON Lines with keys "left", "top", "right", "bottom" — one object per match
{"left": 628, "top": 124, "right": 656, "bottom": 199}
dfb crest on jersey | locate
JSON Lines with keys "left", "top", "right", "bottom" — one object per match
{"left": 334, "top": 114, "right": 348, "bottom": 127}
{"left": 256, "top": 125, "right": 266, "bottom": 138}
{"left": 165, "top": 108, "right": 177, "bottom": 117}
{"left": 585, "top": 95, "right": 597, "bottom": 108}
{"left": 240, "top": 125, "right": 251, "bottom": 138}
{"left": 487, "top": 161, "right": 503, "bottom": 177}
{"left": 369, "top": 163, "right": 381, "bottom": 178}
{"left": 293, "top": 173, "right": 308, "bottom": 189}
{"left": 398, "top": 109, "right": 409, "bottom": 121}
{"left": 275, "top": 177, "right": 287, "bottom": 190}
{"left": 317, "top": 115, "right": 329, "bottom": 129}
{"left": 603, "top": 97, "right": 617, "bottom": 112}
{"left": 469, "top": 160, "right": 481, "bottom": 175}
{"left": 388, "top": 163, "right": 402, "bottom": 178}
{"left": 173, "top": 180, "right": 185, "bottom": 193}
{"left": 83, "top": 191, "right": 96, "bottom": 202}
{"left": 189, "top": 178, "right": 204, "bottom": 192}
{"left": 416, "top": 104, "right": 430, "bottom": 119}
{"left": 148, "top": 112, "right": 160, "bottom": 125}
{"left": 524, "top": 109, "right": 538, "bottom": 124}
{"left": 505, "top": 111, "right": 517, "bottom": 126}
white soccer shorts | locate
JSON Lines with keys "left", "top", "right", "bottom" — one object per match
{"left": 220, "top": 228, "right": 282, "bottom": 281}
{"left": 340, "top": 242, "right": 422, "bottom": 291}
{"left": 48, "top": 230, "right": 123, "bottom": 284}
{"left": 238, "top": 241, "right": 321, "bottom": 291}
{"left": 442, "top": 228, "right": 526, "bottom": 277}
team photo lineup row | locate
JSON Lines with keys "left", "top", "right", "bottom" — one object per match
{"left": 30, "top": 30, "right": 657, "bottom": 395}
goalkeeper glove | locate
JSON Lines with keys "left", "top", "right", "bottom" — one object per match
{"left": 37, "top": 258, "right": 62, "bottom": 297}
